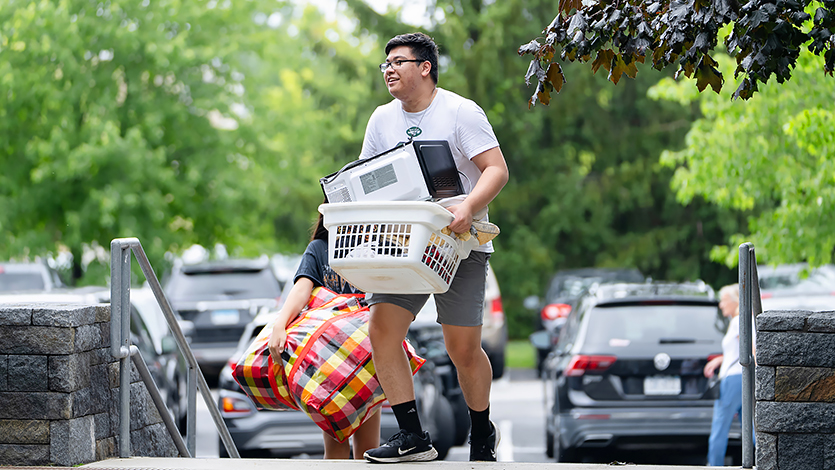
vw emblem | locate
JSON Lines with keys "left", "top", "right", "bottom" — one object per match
{"left": 653, "top": 353, "right": 671, "bottom": 371}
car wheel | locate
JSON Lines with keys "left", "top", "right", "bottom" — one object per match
{"left": 489, "top": 349, "right": 505, "bottom": 379}
{"left": 425, "top": 394, "right": 456, "bottom": 460}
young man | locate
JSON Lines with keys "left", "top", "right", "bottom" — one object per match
{"left": 360, "top": 32, "right": 509, "bottom": 463}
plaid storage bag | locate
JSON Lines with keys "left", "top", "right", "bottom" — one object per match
{"left": 232, "top": 287, "right": 425, "bottom": 442}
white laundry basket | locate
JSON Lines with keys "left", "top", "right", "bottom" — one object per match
{"left": 319, "top": 201, "right": 479, "bottom": 294}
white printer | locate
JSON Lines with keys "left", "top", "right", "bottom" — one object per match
{"left": 320, "top": 140, "right": 464, "bottom": 203}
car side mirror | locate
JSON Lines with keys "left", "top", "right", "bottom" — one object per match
{"left": 523, "top": 295, "right": 540, "bottom": 311}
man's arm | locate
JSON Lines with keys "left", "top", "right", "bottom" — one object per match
{"left": 446, "top": 146, "right": 508, "bottom": 234}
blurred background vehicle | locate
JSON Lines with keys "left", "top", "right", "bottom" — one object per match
{"left": 542, "top": 281, "right": 739, "bottom": 463}
{"left": 0, "top": 260, "right": 65, "bottom": 293}
{"left": 163, "top": 257, "right": 283, "bottom": 379}
{"left": 758, "top": 263, "right": 835, "bottom": 312}
{"left": 525, "top": 268, "right": 645, "bottom": 375}
{"left": 481, "top": 263, "right": 507, "bottom": 379}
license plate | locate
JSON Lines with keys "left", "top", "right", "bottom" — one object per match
{"left": 644, "top": 376, "right": 681, "bottom": 395}
{"left": 210, "top": 309, "right": 240, "bottom": 325}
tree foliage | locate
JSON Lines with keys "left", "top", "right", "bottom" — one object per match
{"left": 650, "top": 49, "right": 835, "bottom": 266}
{"left": 0, "top": 0, "right": 381, "bottom": 283}
{"left": 519, "top": 0, "right": 835, "bottom": 105}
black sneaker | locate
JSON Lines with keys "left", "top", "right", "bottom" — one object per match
{"left": 363, "top": 430, "right": 438, "bottom": 463}
{"left": 469, "top": 420, "right": 501, "bottom": 461}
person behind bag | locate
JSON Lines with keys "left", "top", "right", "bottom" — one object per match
{"left": 267, "top": 206, "right": 378, "bottom": 459}
{"left": 703, "top": 283, "right": 756, "bottom": 466}
{"left": 359, "top": 32, "right": 509, "bottom": 463}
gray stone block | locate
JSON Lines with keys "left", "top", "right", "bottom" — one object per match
{"left": 99, "top": 322, "right": 111, "bottom": 348}
{"left": 89, "top": 347, "right": 115, "bottom": 366}
{"left": 108, "top": 360, "right": 141, "bottom": 389}
{"left": 7, "top": 355, "right": 48, "bottom": 392}
{"left": 0, "top": 419, "right": 49, "bottom": 444}
{"left": 756, "top": 366, "right": 775, "bottom": 401}
{"left": 95, "top": 304, "right": 110, "bottom": 323}
{"left": 778, "top": 433, "right": 824, "bottom": 470}
{"left": 75, "top": 324, "right": 102, "bottom": 352}
{"left": 31, "top": 303, "right": 97, "bottom": 328}
{"left": 0, "top": 355, "right": 7, "bottom": 391}
{"left": 825, "top": 434, "right": 835, "bottom": 470}
{"left": 0, "top": 326, "right": 74, "bottom": 355}
{"left": 757, "top": 402, "right": 835, "bottom": 433}
{"left": 49, "top": 353, "right": 91, "bottom": 392}
{"left": 145, "top": 422, "right": 178, "bottom": 457}
{"left": 0, "top": 391, "right": 71, "bottom": 420}
{"left": 71, "top": 386, "right": 106, "bottom": 418}
{"left": 808, "top": 312, "right": 835, "bottom": 333}
{"left": 758, "top": 310, "right": 810, "bottom": 331}
{"left": 96, "top": 436, "right": 116, "bottom": 460}
{"left": 775, "top": 366, "right": 835, "bottom": 403}
{"left": 757, "top": 331, "right": 835, "bottom": 367}
{"left": 110, "top": 382, "right": 156, "bottom": 434}
{"left": 0, "top": 443, "right": 49, "bottom": 466}
{"left": 755, "top": 432, "right": 776, "bottom": 470}
{"left": 0, "top": 306, "right": 32, "bottom": 326}
{"left": 50, "top": 415, "right": 95, "bottom": 466}
{"left": 94, "top": 412, "right": 111, "bottom": 440}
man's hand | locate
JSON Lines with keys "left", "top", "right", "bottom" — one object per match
{"left": 446, "top": 202, "right": 474, "bottom": 235}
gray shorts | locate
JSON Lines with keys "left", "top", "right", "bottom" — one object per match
{"left": 365, "top": 252, "right": 490, "bottom": 327}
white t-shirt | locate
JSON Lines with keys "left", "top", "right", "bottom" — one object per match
{"left": 360, "top": 88, "right": 500, "bottom": 253}
{"left": 719, "top": 315, "right": 756, "bottom": 378}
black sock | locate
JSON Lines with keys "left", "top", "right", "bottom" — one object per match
{"left": 469, "top": 406, "right": 492, "bottom": 439}
{"left": 392, "top": 400, "right": 422, "bottom": 435}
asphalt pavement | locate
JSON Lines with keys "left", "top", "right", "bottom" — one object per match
{"left": 82, "top": 457, "right": 718, "bottom": 470}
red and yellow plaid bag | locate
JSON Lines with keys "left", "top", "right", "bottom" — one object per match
{"left": 232, "top": 287, "right": 425, "bottom": 442}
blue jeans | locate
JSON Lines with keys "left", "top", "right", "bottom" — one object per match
{"left": 707, "top": 373, "right": 753, "bottom": 466}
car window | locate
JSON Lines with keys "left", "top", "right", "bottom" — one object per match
{"left": 0, "top": 272, "right": 45, "bottom": 292}
{"left": 130, "top": 305, "right": 157, "bottom": 357}
{"left": 582, "top": 304, "right": 723, "bottom": 349}
{"left": 166, "top": 269, "right": 281, "bottom": 301}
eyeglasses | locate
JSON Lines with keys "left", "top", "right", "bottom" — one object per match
{"left": 379, "top": 59, "right": 424, "bottom": 72}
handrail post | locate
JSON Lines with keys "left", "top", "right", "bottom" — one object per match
{"left": 739, "top": 243, "right": 755, "bottom": 468}
{"left": 110, "top": 237, "right": 240, "bottom": 458}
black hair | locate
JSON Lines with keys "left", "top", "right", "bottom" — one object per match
{"left": 385, "top": 32, "right": 440, "bottom": 84}
{"left": 310, "top": 198, "right": 329, "bottom": 243}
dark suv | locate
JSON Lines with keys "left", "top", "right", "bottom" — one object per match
{"left": 163, "top": 257, "right": 282, "bottom": 377}
{"left": 543, "top": 281, "right": 739, "bottom": 462}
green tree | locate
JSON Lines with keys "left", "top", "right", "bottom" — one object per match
{"left": 0, "top": 0, "right": 381, "bottom": 283}
{"left": 650, "top": 48, "right": 835, "bottom": 266}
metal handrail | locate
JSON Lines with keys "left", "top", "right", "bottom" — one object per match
{"left": 110, "top": 238, "right": 240, "bottom": 458}
{"left": 739, "top": 242, "right": 761, "bottom": 469}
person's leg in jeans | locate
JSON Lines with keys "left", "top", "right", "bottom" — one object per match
{"left": 707, "top": 373, "right": 743, "bottom": 466}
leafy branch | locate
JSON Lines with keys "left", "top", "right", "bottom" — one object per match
{"left": 519, "top": 0, "right": 835, "bottom": 106}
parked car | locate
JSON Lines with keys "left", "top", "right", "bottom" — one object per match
{"left": 0, "top": 260, "right": 64, "bottom": 293}
{"left": 542, "top": 281, "right": 739, "bottom": 463}
{"left": 758, "top": 263, "right": 835, "bottom": 312}
{"left": 216, "top": 293, "right": 467, "bottom": 459}
{"left": 526, "top": 268, "right": 645, "bottom": 375}
{"left": 163, "top": 257, "right": 282, "bottom": 378}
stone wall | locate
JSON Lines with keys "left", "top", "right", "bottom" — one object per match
{"left": 0, "top": 303, "right": 177, "bottom": 466}
{"left": 756, "top": 309, "right": 835, "bottom": 470}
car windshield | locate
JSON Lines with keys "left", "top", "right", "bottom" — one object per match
{"left": 758, "top": 265, "right": 835, "bottom": 293}
{"left": 582, "top": 304, "right": 723, "bottom": 348}
{"left": 167, "top": 270, "right": 281, "bottom": 301}
{"left": 0, "top": 272, "right": 45, "bottom": 292}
